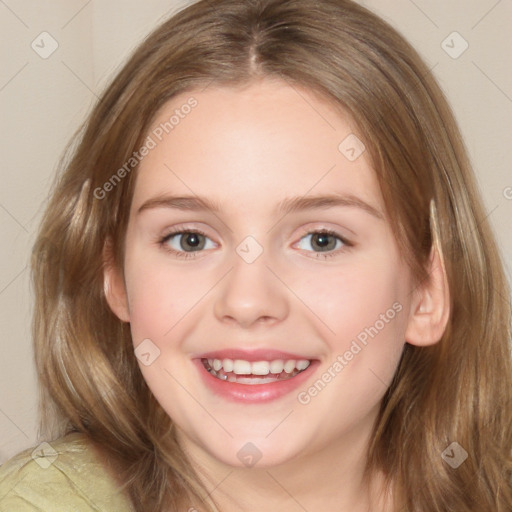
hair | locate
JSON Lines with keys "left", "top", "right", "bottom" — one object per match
{"left": 31, "top": 0, "right": 512, "bottom": 510}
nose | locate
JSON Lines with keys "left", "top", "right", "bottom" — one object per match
{"left": 213, "top": 246, "right": 289, "bottom": 329}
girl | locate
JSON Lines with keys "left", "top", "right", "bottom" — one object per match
{"left": 1, "top": 0, "right": 511, "bottom": 511}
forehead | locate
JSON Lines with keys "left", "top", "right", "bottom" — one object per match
{"left": 132, "top": 79, "right": 384, "bottom": 216}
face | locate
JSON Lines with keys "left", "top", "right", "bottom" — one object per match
{"left": 107, "top": 79, "right": 419, "bottom": 470}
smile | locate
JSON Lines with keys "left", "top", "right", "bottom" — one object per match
{"left": 194, "top": 348, "right": 319, "bottom": 402}
{"left": 201, "top": 357, "right": 311, "bottom": 384}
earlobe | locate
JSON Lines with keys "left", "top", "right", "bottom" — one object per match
{"left": 103, "top": 239, "right": 131, "bottom": 323}
{"left": 404, "top": 203, "right": 450, "bottom": 346}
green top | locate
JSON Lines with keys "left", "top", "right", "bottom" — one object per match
{"left": 0, "top": 432, "right": 133, "bottom": 511}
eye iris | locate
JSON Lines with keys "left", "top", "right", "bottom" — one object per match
{"left": 312, "top": 233, "right": 336, "bottom": 252}
{"left": 181, "top": 233, "right": 204, "bottom": 251}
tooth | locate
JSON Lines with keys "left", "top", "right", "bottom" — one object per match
{"left": 296, "top": 359, "right": 310, "bottom": 371}
{"left": 222, "top": 358, "right": 234, "bottom": 372}
{"left": 269, "top": 359, "right": 284, "bottom": 374}
{"left": 251, "top": 361, "right": 270, "bottom": 375}
{"left": 206, "top": 357, "right": 311, "bottom": 376}
{"left": 284, "top": 360, "right": 296, "bottom": 373}
{"left": 233, "top": 359, "right": 252, "bottom": 374}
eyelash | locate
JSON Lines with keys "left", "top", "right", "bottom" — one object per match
{"left": 157, "top": 227, "right": 353, "bottom": 260}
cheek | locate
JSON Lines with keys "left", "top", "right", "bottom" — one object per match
{"left": 300, "top": 255, "right": 409, "bottom": 371}
{"left": 123, "top": 252, "right": 205, "bottom": 344}
{"left": 294, "top": 261, "right": 410, "bottom": 425}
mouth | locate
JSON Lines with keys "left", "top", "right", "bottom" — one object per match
{"left": 201, "top": 357, "right": 311, "bottom": 384}
{"left": 194, "top": 351, "right": 318, "bottom": 402}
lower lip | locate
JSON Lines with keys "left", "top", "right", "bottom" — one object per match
{"left": 193, "top": 359, "right": 319, "bottom": 403}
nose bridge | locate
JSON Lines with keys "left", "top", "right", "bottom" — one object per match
{"left": 213, "top": 235, "right": 289, "bottom": 327}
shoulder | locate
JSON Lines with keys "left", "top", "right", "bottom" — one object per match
{"left": 0, "top": 432, "right": 133, "bottom": 511}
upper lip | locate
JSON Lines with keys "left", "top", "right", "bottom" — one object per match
{"left": 195, "top": 349, "right": 315, "bottom": 362}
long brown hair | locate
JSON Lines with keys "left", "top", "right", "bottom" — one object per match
{"left": 32, "top": 0, "right": 512, "bottom": 510}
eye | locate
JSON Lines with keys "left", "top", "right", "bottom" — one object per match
{"left": 159, "top": 229, "right": 216, "bottom": 258}
{"left": 295, "top": 229, "right": 351, "bottom": 258}
{"left": 158, "top": 227, "right": 351, "bottom": 259}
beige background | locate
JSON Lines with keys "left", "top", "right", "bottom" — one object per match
{"left": 1, "top": 0, "right": 511, "bottom": 464}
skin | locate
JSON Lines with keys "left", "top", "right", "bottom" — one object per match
{"left": 104, "top": 78, "right": 449, "bottom": 511}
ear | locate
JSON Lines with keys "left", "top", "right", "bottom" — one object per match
{"left": 404, "top": 242, "right": 450, "bottom": 347}
{"left": 103, "top": 238, "right": 131, "bottom": 323}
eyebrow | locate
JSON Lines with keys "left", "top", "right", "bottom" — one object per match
{"left": 137, "top": 193, "right": 384, "bottom": 219}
